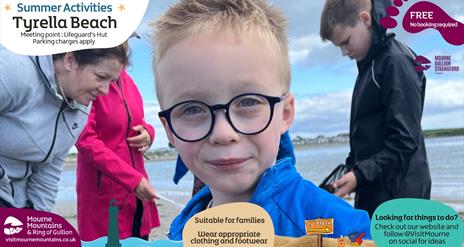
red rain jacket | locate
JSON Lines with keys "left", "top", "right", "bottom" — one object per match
{"left": 76, "top": 70, "right": 160, "bottom": 241}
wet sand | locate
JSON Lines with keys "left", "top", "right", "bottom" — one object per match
{"left": 52, "top": 197, "right": 181, "bottom": 240}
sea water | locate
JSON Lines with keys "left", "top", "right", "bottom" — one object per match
{"left": 56, "top": 135, "right": 464, "bottom": 215}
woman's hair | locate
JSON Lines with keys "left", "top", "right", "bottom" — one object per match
{"left": 53, "top": 41, "right": 129, "bottom": 66}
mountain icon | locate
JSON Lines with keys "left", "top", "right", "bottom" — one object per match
{"left": 3, "top": 216, "right": 23, "bottom": 235}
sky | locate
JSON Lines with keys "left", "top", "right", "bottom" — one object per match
{"left": 124, "top": 0, "right": 464, "bottom": 149}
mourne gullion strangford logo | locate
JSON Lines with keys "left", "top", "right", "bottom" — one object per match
{"left": 434, "top": 55, "right": 460, "bottom": 74}
{"left": 412, "top": 55, "right": 460, "bottom": 74}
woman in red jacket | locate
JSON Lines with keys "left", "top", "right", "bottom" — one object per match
{"left": 76, "top": 69, "right": 160, "bottom": 241}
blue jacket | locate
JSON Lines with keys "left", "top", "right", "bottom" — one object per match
{"left": 169, "top": 157, "right": 371, "bottom": 240}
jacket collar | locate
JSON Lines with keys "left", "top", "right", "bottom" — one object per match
{"left": 250, "top": 157, "right": 299, "bottom": 204}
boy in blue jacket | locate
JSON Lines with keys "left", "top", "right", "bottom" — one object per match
{"left": 152, "top": 0, "right": 371, "bottom": 240}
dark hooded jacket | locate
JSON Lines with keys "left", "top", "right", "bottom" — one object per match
{"left": 348, "top": 0, "right": 431, "bottom": 216}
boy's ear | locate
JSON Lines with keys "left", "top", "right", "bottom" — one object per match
{"left": 359, "top": 10, "right": 372, "bottom": 28}
{"left": 160, "top": 117, "right": 176, "bottom": 147}
{"left": 280, "top": 93, "right": 295, "bottom": 134}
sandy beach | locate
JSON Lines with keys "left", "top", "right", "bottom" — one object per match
{"left": 52, "top": 187, "right": 464, "bottom": 242}
{"left": 54, "top": 136, "right": 463, "bottom": 241}
{"left": 52, "top": 196, "right": 181, "bottom": 240}
{"left": 59, "top": 160, "right": 183, "bottom": 240}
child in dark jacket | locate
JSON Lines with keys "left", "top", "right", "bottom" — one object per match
{"left": 320, "top": 0, "right": 431, "bottom": 217}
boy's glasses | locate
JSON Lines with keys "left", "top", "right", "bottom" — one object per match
{"left": 158, "top": 93, "right": 286, "bottom": 142}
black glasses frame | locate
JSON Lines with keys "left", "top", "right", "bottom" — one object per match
{"left": 158, "top": 93, "right": 285, "bottom": 142}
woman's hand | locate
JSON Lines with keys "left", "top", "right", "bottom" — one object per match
{"left": 127, "top": 125, "right": 152, "bottom": 152}
{"left": 135, "top": 177, "right": 159, "bottom": 201}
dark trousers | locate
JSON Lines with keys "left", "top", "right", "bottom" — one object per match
{"left": 355, "top": 187, "right": 392, "bottom": 218}
{"left": 131, "top": 198, "right": 148, "bottom": 240}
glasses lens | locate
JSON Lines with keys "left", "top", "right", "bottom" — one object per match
{"left": 170, "top": 102, "right": 211, "bottom": 141}
{"left": 229, "top": 94, "right": 272, "bottom": 134}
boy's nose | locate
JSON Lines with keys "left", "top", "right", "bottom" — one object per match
{"left": 208, "top": 111, "right": 240, "bottom": 145}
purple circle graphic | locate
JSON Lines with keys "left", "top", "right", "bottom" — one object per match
{"left": 386, "top": 6, "right": 400, "bottom": 17}
{"left": 380, "top": 17, "right": 398, "bottom": 29}
{"left": 394, "top": 0, "right": 403, "bottom": 7}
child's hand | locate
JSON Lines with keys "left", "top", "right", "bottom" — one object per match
{"left": 332, "top": 171, "right": 357, "bottom": 198}
{"left": 135, "top": 177, "right": 160, "bottom": 201}
{"left": 127, "top": 125, "right": 152, "bottom": 152}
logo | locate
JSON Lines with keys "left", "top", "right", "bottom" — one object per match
{"left": 414, "top": 55, "right": 432, "bottom": 71}
{"left": 3, "top": 216, "right": 23, "bottom": 235}
{"left": 380, "top": 1, "right": 464, "bottom": 46}
{"left": 434, "top": 55, "right": 460, "bottom": 74}
{"left": 348, "top": 231, "right": 365, "bottom": 246}
{"left": 71, "top": 122, "right": 79, "bottom": 130}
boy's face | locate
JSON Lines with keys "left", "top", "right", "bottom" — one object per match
{"left": 329, "top": 12, "right": 372, "bottom": 61}
{"left": 157, "top": 31, "right": 294, "bottom": 198}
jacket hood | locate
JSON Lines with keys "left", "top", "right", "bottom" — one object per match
{"left": 359, "top": 0, "right": 394, "bottom": 66}
{"left": 371, "top": 0, "right": 391, "bottom": 38}
{"left": 32, "top": 55, "right": 61, "bottom": 99}
{"left": 31, "top": 55, "right": 84, "bottom": 110}
{"left": 370, "top": 0, "right": 395, "bottom": 47}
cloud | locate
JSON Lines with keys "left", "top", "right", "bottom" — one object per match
{"left": 424, "top": 79, "right": 464, "bottom": 114}
{"left": 290, "top": 78, "right": 464, "bottom": 137}
{"left": 289, "top": 34, "right": 329, "bottom": 64}
{"left": 270, "top": 0, "right": 324, "bottom": 37}
{"left": 456, "top": 15, "right": 464, "bottom": 23}
{"left": 290, "top": 91, "right": 352, "bottom": 137}
{"left": 433, "top": 0, "right": 464, "bottom": 18}
{"left": 137, "top": 0, "right": 176, "bottom": 42}
{"left": 142, "top": 101, "right": 172, "bottom": 149}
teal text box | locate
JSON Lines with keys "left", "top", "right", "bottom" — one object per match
{"left": 371, "top": 199, "right": 463, "bottom": 247}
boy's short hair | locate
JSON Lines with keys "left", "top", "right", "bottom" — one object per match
{"left": 151, "top": 0, "right": 290, "bottom": 106}
{"left": 320, "top": 0, "right": 371, "bottom": 41}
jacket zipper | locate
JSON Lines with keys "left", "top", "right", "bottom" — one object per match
{"left": 98, "top": 82, "right": 136, "bottom": 189}
{"left": 117, "top": 81, "right": 136, "bottom": 169}
{"left": 118, "top": 81, "right": 137, "bottom": 214}
{"left": 11, "top": 159, "right": 30, "bottom": 198}
{"left": 10, "top": 183, "right": 14, "bottom": 197}
{"left": 34, "top": 56, "right": 67, "bottom": 163}
{"left": 41, "top": 102, "right": 66, "bottom": 163}
{"left": 97, "top": 173, "right": 102, "bottom": 188}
